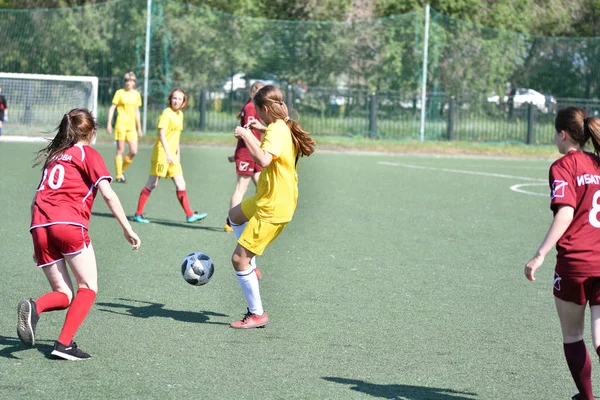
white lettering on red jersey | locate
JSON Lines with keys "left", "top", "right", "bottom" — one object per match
{"left": 30, "top": 144, "right": 112, "bottom": 230}
{"left": 550, "top": 150, "right": 600, "bottom": 276}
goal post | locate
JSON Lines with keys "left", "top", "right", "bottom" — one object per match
{"left": 0, "top": 72, "right": 98, "bottom": 136}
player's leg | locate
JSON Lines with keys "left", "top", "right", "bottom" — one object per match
{"left": 252, "top": 170, "right": 260, "bottom": 186}
{"left": 134, "top": 175, "right": 159, "bottom": 223}
{"left": 122, "top": 136, "right": 138, "bottom": 175}
{"left": 172, "top": 172, "right": 207, "bottom": 223}
{"left": 555, "top": 295, "right": 593, "bottom": 400}
{"left": 230, "top": 175, "right": 252, "bottom": 209}
{"left": 17, "top": 260, "right": 73, "bottom": 347}
{"left": 115, "top": 139, "right": 125, "bottom": 182}
{"left": 228, "top": 198, "right": 261, "bottom": 278}
{"left": 51, "top": 243, "right": 98, "bottom": 360}
{"left": 18, "top": 227, "right": 73, "bottom": 346}
{"left": 230, "top": 241, "right": 267, "bottom": 329}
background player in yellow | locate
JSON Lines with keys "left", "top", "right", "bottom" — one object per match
{"left": 132, "top": 88, "right": 207, "bottom": 224}
{"left": 227, "top": 85, "right": 316, "bottom": 329}
{"left": 106, "top": 71, "right": 143, "bottom": 183}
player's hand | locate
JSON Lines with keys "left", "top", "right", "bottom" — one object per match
{"left": 106, "top": 125, "right": 112, "bottom": 134}
{"left": 525, "top": 254, "right": 544, "bottom": 281}
{"left": 138, "top": 129, "right": 143, "bottom": 138}
{"left": 227, "top": 155, "right": 235, "bottom": 163}
{"left": 124, "top": 229, "right": 141, "bottom": 250}
{"left": 247, "top": 120, "right": 265, "bottom": 131}
{"left": 166, "top": 155, "right": 174, "bottom": 165}
{"left": 234, "top": 126, "right": 250, "bottom": 139}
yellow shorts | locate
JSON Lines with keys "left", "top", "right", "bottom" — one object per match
{"left": 114, "top": 127, "right": 137, "bottom": 142}
{"left": 239, "top": 196, "right": 286, "bottom": 256}
{"left": 149, "top": 160, "right": 182, "bottom": 178}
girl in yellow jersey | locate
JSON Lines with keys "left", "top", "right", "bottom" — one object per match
{"left": 106, "top": 72, "right": 143, "bottom": 183}
{"left": 132, "top": 88, "right": 207, "bottom": 224}
{"left": 228, "top": 85, "right": 316, "bottom": 328}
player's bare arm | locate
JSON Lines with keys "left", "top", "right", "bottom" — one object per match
{"left": 247, "top": 120, "right": 267, "bottom": 133}
{"left": 525, "top": 204, "right": 574, "bottom": 281}
{"left": 158, "top": 128, "right": 174, "bottom": 164}
{"left": 106, "top": 104, "right": 116, "bottom": 134}
{"left": 234, "top": 126, "right": 272, "bottom": 167}
{"left": 136, "top": 108, "right": 143, "bottom": 137}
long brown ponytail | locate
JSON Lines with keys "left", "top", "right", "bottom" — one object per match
{"left": 33, "top": 109, "right": 96, "bottom": 168}
{"left": 253, "top": 85, "right": 316, "bottom": 157}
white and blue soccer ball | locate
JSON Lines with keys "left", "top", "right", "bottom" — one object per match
{"left": 181, "top": 252, "right": 214, "bottom": 286}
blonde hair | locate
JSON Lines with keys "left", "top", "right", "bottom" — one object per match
{"left": 253, "top": 85, "right": 315, "bottom": 157}
{"left": 124, "top": 71, "right": 136, "bottom": 82}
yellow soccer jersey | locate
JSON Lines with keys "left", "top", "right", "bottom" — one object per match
{"left": 255, "top": 119, "right": 299, "bottom": 223}
{"left": 112, "top": 88, "right": 142, "bottom": 131}
{"left": 152, "top": 107, "right": 184, "bottom": 160}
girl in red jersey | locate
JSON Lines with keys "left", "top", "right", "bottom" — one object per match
{"left": 525, "top": 106, "right": 600, "bottom": 400}
{"left": 224, "top": 81, "right": 266, "bottom": 233}
{"left": 17, "top": 109, "right": 141, "bottom": 360}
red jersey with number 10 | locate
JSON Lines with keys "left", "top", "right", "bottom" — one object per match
{"left": 30, "top": 144, "right": 112, "bottom": 231}
{"left": 551, "top": 150, "right": 600, "bottom": 276}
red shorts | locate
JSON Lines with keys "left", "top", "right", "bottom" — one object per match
{"left": 31, "top": 224, "right": 91, "bottom": 268}
{"left": 235, "top": 155, "right": 262, "bottom": 176}
{"left": 553, "top": 270, "right": 600, "bottom": 305}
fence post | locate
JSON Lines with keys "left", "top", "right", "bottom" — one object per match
{"left": 286, "top": 84, "right": 294, "bottom": 112}
{"left": 447, "top": 96, "right": 455, "bottom": 140}
{"left": 199, "top": 88, "right": 207, "bottom": 131}
{"left": 526, "top": 102, "right": 536, "bottom": 144}
{"left": 369, "top": 92, "right": 377, "bottom": 137}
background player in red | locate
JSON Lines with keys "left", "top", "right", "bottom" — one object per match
{"left": 0, "top": 86, "right": 8, "bottom": 136}
{"left": 525, "top": 106, "right": 600, "bottom": 400}
{"left": 17, "top": 109, "right": 141, "bottom": 360}
{"left": 224, "top": 81, "right": 266, "bottom": 233}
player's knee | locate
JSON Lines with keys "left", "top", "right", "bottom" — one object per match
{"left": 128, "top": 151, "right": 137, "bottom": 158}
{"left": 563, "top": 327, "right": 585, "bottom": 342}
{"left": 231, "top": 253, "right": 244, "bottom": 269}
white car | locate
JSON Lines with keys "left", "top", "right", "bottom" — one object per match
{"left": 223, "top": 73, "right": 277, "bottom": 93}
{"left": 487, "top": 88, "right": 547, "bottom": 111}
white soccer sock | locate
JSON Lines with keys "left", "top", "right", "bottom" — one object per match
{"left": 236, "top": 269, "right": 263, "bottom": 315}
{"left": 230, "top": 219, "right": 257, "bottom": 270}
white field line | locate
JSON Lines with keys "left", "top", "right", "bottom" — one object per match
{"left": 377, "top": 161, "right": 547, "bottom": 197}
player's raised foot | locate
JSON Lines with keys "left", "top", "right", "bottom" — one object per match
{"left": 250, "top": 257, "right": 261, "bottom": 279}
{"left": 230, "top": 309, "right": 268, "bottom": 329}
{"left": 224, "top": 220, "right": 233, "bottom": 232}
{"left": 133, "top": 214, "right": 150, "bottom": 224}
{"left": 17, "top": 299, "right": 39, "bottom": 346}
{"left": 116, "top": 173, "right": 126, "bottom": 183}
{"left": 51, "top": 341, "right": 91, "bottom": 361}
{"left": 254, "top": 268, "right": 262, "bottom": 280}
{"left": 186, "top": 212, "right": 208, "bottom": 223}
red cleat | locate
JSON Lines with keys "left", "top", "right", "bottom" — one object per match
{"left": 230, "top": 309, "right": 269, "bottom": 329}
{"left": 254, "top": 268, "right": 262, "bottom": 280}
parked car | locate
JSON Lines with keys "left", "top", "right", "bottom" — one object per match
{"left": 487, "top": 88, "right": 548, "bottom": 112}
{"left": 223, "top": 72, "right": 277, "bottom": 93}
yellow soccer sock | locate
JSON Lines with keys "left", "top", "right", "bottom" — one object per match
{"left": 122, "top": 155, "right": 133, "bottom": 173}
{"left": 115, "top": 155, "right": 123, "bottom": 179}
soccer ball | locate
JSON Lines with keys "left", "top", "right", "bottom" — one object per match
{"left": 181, "top": 252, "right": 214, "bottom": 286}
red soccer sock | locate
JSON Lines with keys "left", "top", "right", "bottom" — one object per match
{"left": 564, "top": 340, "right": 593, "bottom": 400}
{"left": 35, "top": 291, "right": 70, "bottom": 314}
{"left": 57, "top": 288, "right": 96, "bottom": 346}
{"left": 177, "top": 190, "right": 194, "bottom": 217}
{"left": 136, "top": 187, "right": 152, "bottom": 215}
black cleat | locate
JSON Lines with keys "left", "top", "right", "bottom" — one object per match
{"left": 17, "top": 299, "right": 39, "bottom": 346}
{"left": 51, "top": 341, "right": 91, "bottom": 361}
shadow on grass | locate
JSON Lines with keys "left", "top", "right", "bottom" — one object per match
{"left": 322, "top": 377, "right": 477, "bottom": 400}
{"left": 0, "top": 335, "right": 55, "bottom": 360}
{"left": 96, "top": 298, "right": 229, "bottom": 325}
{"left": 91, "top": 211, "right": 223, "bottom": 232}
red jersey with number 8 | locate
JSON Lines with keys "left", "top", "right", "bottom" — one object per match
{"left": 551, "top": 150, "right": 600, "bottom": 276}
{"left": 30, "top": 144, "right": 112, "bottom": 231}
